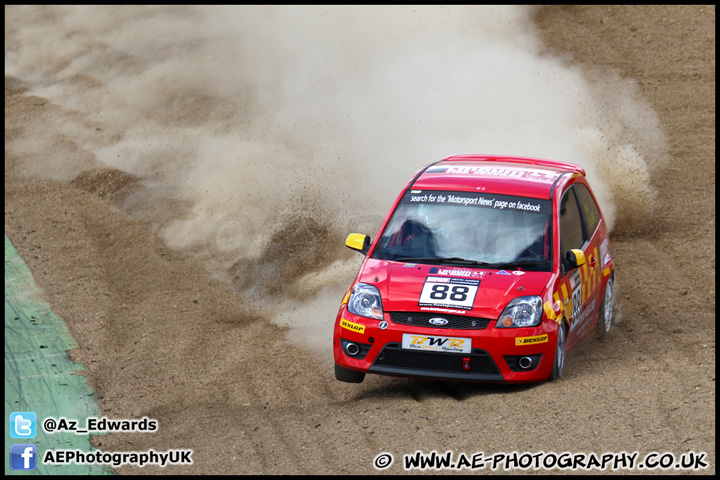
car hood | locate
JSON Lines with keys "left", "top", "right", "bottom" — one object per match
{"left": 358, "top": 258, "right": 553, "bottom": 320}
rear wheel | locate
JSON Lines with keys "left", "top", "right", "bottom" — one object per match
{"left": 335, "top": 364, "right": 365, "bottom": 383}
{"left": 598, "top": 276, "right": 614, "bottom": 338}
{"left": 550, "top": 322, "right": 567, "bottom": 381}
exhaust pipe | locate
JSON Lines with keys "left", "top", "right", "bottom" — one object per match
{"left": 518, "top": 356, "right": 533, "bottom": 369}
{"left": 345, "top": 342, "right": 361, "bottom": 356}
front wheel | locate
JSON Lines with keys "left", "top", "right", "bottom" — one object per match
{"left": 335, "top": 364, "right": 365, "bottom": 383}
{"left": 549, "top": 322, "right": 567, "bottom": 381}
{"left": 598, "top": 276, "right": 614, "bottom": 338}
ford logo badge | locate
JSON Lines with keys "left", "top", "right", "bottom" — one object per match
{"left": 429, "top": 317, "right": 449, "bottom": 326}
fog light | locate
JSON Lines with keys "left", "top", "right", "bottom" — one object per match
{"left": 518, "top": 356, "right": 533, "bottom": 369}
{"left": 345, "top": 342, "right": 360, "bottom": 356}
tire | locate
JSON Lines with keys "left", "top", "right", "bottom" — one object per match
{"left": 335, "top": 364, "right": 365, "bottom": 383}
{"left": 598, "top": 276, "right": 614, "bottom": 338}
{"left": 549, "top": 322, "right": 567, "bottom": 381}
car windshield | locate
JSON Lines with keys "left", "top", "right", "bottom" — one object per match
{"left": 372, "top": 190, "right": 552, "bottom": 271}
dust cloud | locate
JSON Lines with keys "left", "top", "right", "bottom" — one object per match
{"left": 5, "top": 5, "right": 665, "bottom": 354}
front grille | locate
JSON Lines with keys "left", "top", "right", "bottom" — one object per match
{"left": 372, "top": 343, "right": 499, "bottom": 375}
{"left": 389, "top": 311, "right": 490, "bottom": 329}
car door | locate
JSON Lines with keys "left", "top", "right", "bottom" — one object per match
{"left": 573, "top": 182, "right": 606, "bottom": 330}
{"left": 558, "top": 184, "right": 602, "bottom": 346}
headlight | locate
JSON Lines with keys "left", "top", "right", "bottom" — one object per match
{"left": 347, "top": 283, "right": 384, "bottom": 320}
{"left": 496, "top": 296, "right": 543, "bottom": 328}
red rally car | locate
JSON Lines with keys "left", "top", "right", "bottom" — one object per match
{"left": 333, "top": 154, "right": 615, "bottom": 384}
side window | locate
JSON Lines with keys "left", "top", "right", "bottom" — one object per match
{"left": 574, "top": 183, "right": 601, "bottom": 235}
{"left": 559, "top": 188, "right": 584, "bottom": 252}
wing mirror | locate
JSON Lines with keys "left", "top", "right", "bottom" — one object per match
{"left": 345, "top": 233, "right": 371, "bottom": 255}
{"left": 565, "top": 248, "right": 586, "bottom": 270}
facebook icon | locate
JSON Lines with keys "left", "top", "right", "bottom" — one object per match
{"left": 10, "top": 444, "right": 37, "bottom": 471}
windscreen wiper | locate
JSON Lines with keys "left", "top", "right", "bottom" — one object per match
{"left": 495, "top": 259, "right": 549, "bottom": 269}
{"left": 395, "top": 256, "right": 496, "bottom": 267}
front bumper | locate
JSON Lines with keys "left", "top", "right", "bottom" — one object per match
{"left": 333, "top": 306, "right": 558, "bottom": 383}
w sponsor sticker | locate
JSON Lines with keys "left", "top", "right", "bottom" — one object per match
{"left": 402, "top": 333, "right": 472, "bottom": 353}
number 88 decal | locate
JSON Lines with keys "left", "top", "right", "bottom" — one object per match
{"left": 429, "top": 284, "right": 469, "bottom": 301}
{"left": 419, "top": 278, "right": 479, "bottom": 310}
{"left": 571, "top": 283, "right": 582, "bottom": 330}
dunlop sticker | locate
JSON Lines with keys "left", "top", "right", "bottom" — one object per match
{"left": 340, "top": 318, "right": 365, "bottom": 334}
{"left": 515, "top": 334, "right": 549, "bottom": 345}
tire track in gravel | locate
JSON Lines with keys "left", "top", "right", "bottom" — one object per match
{"left": 233, "top": 331, "right": 392, "bottom": 474}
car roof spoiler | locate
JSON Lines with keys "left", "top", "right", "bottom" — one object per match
{"left": 440, "top": 154, "right": 586, "bottom": 176}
